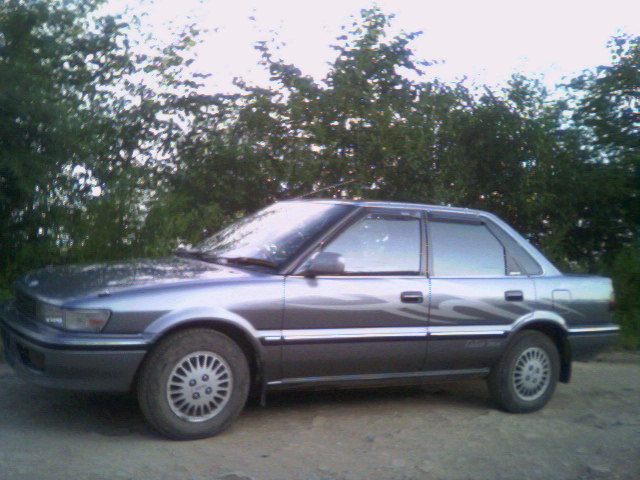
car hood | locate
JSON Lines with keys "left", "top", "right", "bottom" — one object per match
{"left": 17, "top": 256, "right": 262, "bottom": 303}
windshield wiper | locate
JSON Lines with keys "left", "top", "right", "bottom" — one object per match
{"left": 221, "top": 257, "right": 277, "bottom": 269}
{"left": 175, "top": 250, "right": 277, "bottom": 269}
{"left": 174, "top": 249, "right": 221, "bottom": 264}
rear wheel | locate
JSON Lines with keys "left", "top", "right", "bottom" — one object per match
{"left": 137, "top": 328, "right": 250, "bottom": 440}
{"left": 488, "top": 330, "right": 560, "bottom": 413}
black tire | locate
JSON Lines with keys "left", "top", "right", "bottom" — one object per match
{"left": 137, "top": 328, "right": 250, "bottom": 440}
{"left": 487, "top": 330, "right": 560, "bottom": 413}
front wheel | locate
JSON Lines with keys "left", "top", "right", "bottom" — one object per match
{"left": 488, "top": 330, "right": 560, "bottom": 413}
{"left": 137, "top": 329, "right": 250, "bottom": 440}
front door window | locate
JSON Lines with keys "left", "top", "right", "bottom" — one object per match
{"left": 323, "top": 214, "right": 422, "bottom": 275}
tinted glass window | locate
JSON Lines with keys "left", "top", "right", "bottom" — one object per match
{"left": 324, "top": 214, "right": 421, "bottom": 274}
{"left": 429, "top": 221, "right": 505, "bottom": 276}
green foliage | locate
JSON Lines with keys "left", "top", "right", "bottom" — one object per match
{"left": 164, "top": 13, "right": 633, "bottom": 270}
{"left": 569, "top": 34, "right": 640, "bottom": 155}
{"left": 567, "top": 34, "right": 639, "bottom": 267}
{"left": 0, "top": 0, "right": 208, "bottom": 283}
{"left": 611, "top": 246, "right": 640, "bottom": 349}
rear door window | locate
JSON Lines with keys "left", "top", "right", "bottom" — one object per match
{"left": 429, "top": 220, "right": 505, "bottom": 277}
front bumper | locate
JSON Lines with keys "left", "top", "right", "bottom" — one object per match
{"left": 0, "top": 303, "right": 149, "bottom": 392}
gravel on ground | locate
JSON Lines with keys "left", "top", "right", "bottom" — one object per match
{"left": 0, "top": 352, "right": 638, "bottom": 480}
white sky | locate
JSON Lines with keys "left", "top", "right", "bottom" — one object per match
{"left": 113, "top": 0, "right": 640, "bottom": 93}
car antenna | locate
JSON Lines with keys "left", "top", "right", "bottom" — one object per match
{"left": 294, "top": 179, "right": 358, "bottom": 199}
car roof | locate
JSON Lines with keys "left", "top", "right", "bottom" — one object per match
{"left": 281, "top": 198, "right": 486, "bottom": 215}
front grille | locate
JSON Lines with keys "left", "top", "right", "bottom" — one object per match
{"left": 14, "top": 289, "right": 37, "bottom": 319}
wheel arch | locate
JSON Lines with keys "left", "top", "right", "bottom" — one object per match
{"left": 135, "top": 317, "right": 265, "bottom": 395}
{"left": 512, "top": 321, "right": 572, "bottom": 383}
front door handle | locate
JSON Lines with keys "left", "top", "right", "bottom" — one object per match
{"left": 401, "top": 291, "right": 423, "bottom": 303}
{"left": 505, "top": 290, "right": 524, "bottom": 301}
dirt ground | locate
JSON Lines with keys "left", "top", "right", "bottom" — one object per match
{"left": 0, "top": 353, "right": 638, "bottom": 480}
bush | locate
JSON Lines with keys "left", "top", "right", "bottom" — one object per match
{"left": 611, "top": 246, "right": 640, "bottom": 349}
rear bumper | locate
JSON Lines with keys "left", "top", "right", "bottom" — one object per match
{"left": 567, "top": 325, "right": 620, "bottom": 361}
{"left": 1, "top": 303, "right": 148, "bottom": 392}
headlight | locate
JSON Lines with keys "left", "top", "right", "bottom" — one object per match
{"left": 37, "top": 303, "right": 64, "bottom": 329}
{"left": 37, "top": 303, "right": 111, "bottom": 332}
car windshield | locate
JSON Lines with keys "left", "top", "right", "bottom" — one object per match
{"left": 195, "top": 202, "right": 352, "bottom": 268}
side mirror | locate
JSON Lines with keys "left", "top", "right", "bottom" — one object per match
{"left": 304, "top": 252, "right": 345, "bottom": 277}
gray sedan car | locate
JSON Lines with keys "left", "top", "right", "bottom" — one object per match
{"left": 1, "top": 200, "right": 619, "bottom": 439}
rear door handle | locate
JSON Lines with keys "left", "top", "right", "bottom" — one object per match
{"left": 505, "top": 290, "right": 524, "bottom": 301}
{"left": 401, "top": 291, "right": 423, "bottom": 303}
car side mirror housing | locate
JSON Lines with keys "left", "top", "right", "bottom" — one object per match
{"left": 304, "top": 252, "right": 345, "bottom": 277}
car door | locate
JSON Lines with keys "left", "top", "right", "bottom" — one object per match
{"left": 281, "top": 208, "right": 429, "bottom": 380}
{"left": 425, "top": 212, "right": 540, "bottom": 371}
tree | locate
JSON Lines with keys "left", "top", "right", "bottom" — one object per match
{"left": 141, "top": 8, "right": 445, "bottom": 247}
{"left": 0, "top": 0, "right": 208, "bottom": 293}
{"left": 568, "top": 34, "right": 639, "bottom": 256}
{"left": 147, "top": 8, "right": 597, "bottom": 261}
